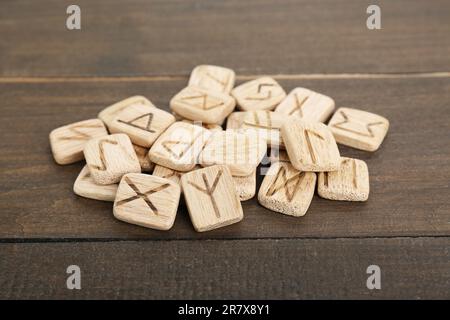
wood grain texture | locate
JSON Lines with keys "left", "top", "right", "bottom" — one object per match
{"left": 1, "top": 0, "right": 450, "bottom": 77}
{"left": 0, "top": 77, "right": 449, "bottom": 239}
{"left": 0, "top": 237, "right": 448, "bottom": 299}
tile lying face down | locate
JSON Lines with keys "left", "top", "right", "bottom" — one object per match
{"left": 232, "top": 77, "right": 286, "bottom": 111}
{"left": 113, "top": 173, "right": 181, "bottom": 230}
{"left": 318, "top": 157, "right": 370, "bottom": 201}
{"left": 281, "top": 119, "right": 341, "bottom": 172}
{"left": 181, "top": 165, "right": 244, "bottom": 232}
{"left": 50, "top": 118, "right": 108, "bottom": 165}
{"left": 328, "top": 107, "right": 389, "bottom": 152}
{"left": 73, "top": 165, "right": 118, "bottom": 202}
{"left": 258, "top": 161, "right": 316, "bottom": 217}
{"left": 83, "top": 133, "right": 141, "bottom": 185}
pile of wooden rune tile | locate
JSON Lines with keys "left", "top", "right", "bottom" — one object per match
{"left": 50, "top": 65, "right": 389, "bottom": 232}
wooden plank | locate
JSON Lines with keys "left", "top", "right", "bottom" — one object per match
{"left": 0, "top": 237, "right": 448, "bottom": 299}
{"left": 1, "top": 0, "right": 450, "bottom": 76}
{"left": 0, "top": 77, "right": 449, "bottom": 239}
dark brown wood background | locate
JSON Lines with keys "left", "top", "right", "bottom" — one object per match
{"left": 0, "top": 0, "right": 449, "bottom": 299}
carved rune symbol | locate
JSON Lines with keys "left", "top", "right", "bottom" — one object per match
{"left": 115, "top": 177, "right": 170, "bottom": 215}
{"left": 243, "top": 111, "right": 274, "bottom": 129}
{"left": 245, "top": 83, "right": 275, "bottom": 100}
{"left": 180, "top": 93, "right": 224, "bottom": 110}
{"left": 118, "top": 113, "right": 155, "bottom": 133}
{"left": 58, "top": 123, "right": 103, "bottom": 141}
{"left": 90, "top": 139, "right": 134, "bottom": 171}
{"left": 187, "top": 170, "right": 223, "bottom": 218}
{"left": 161, "top": 132, "right": 203, "bottom": 159}
{"left": 332, "top": 111, "right": 383, "bottom": 138}
{"left": 289, "top": 93, "right": 309, "bottom": 117}
{"left": 323, "top": 159, "right": 358, "bottom": 189}
{"left": 303, "top": 129, "right": 325, "bottom": 164}
{"left": 266, "top": 166, "right": 305, "bottom": 202}
{"left": 205, "top": 72, "right": 229, "bottom": 89}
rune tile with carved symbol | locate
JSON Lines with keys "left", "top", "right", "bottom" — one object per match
{"left": 113, "top": 173, "right": 180, "bottom": 230}
{"left": 149, "top": 122, "right": 212, "bottom": 172}
{"left": 231, "top": 77, "right": 286, "bottom": 111}
{"left": 181, "top": 165, "right": 243, "bottom": 232}
{"left": 170, "top": 86, "right": 236, "bottom": 125}
{"left": 188, "top": 65, "right": 236, "bottom": 94}
{"left": 98, "top": 96, "right": 155, "bottom": 130}
{"left": 318, "top": 157, "right": 370, "bottom": 201}
{"left": 258, "top": 161, "right": 316, "bottom": 216}
{"left": 199, "top": 130, "right": 267, "bottom": 176}
{"left": 73, "top": 165, "right": 118, "bottom": 202}
{"left": 281, "top": 119, "right": 341, "bottom": 172}
{"left": 275, "top": 87, "right": 335, "bottom": 123}
{"left": 241, "top": 111, "right": 287, "bottom": 147}
{"left": 50, "top": 119, "right": 108, "bottom": 165}
{"left": 328, "top": 107, "right": 389, "bottom": 151}
{"left": 84, "top": 133, "right": 141, "bottom": 185}
{"left": 109, "top": 101, "right": 175, "bottom": 148}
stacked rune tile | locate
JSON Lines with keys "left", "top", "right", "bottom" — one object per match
{"left": 50, "top": 65, "right": 389, "bottom": 232}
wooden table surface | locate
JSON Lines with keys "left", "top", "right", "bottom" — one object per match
{"left": 0, "top": 0, "right": 449, "bottom": 299}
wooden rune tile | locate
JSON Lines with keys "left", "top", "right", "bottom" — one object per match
{"left": 328, "top": 107, "right": 389, "bottom": 151}
{"left": 149, "top": 122, "right": 212, "bottom": 172}
{"left": 275, "top": 87, "right": 335, "bottom": 122}
{"left": 109, "top": 101, "right": 175, "bottom": 148}
{"left": 181, "top": 165, "right": 244, "bottom": 232}
{"left": 199, "top": 130, "right": 267, "bottom": 176}
{"left": 241, "top": 110, "right": 287, "bottom": 147}
{"left": 98, "top": 96, "right": 154, "bottom": 129}
{"left": 50, "top": 119, "right": 108, "bottom": 165}
{"left": 170, "top": 86, "right": 236, "bottom": 125}
{"left": 73, "top": 165, "right": 118, "bottom": 202}
{"left": 258, "top": 161, "right": 316, "bottom": 216}
{"left": 83, "top": 133, "right": 141, "bottom": 185}
{"left": 318, "top": 157, "right": 370, "bottom": 201}
{"left": 188, "top": 65, "right": 236, "bottom": 94}
{"left": 113, "top": 173, "right": 181, "bottom": 230}
{"left": 281, "top": 119, "right": 341, "bottom": 172}
{"left": 231, "top": 77, "right": 286, "bottom": 111}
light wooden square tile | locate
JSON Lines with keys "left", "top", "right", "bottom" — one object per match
{"left": 328, "top": 107, "right": 389, "bottom": 151}
{"left": 149, "top": 122, "right": 212, "bottom": 172}
{"left": 231, "top": 77, "right": 286, "bottom": 111}
{"left": 133, "top": 144, "right": 154, "bottom": 173}
{"left": 281, "top": 119, "right": 341, "bottom": 172}
{"left": 188, "top": 65, "right": 235, "bottom": 94}
{"left": 181, "top": 165, "right": 243, "bottom": 232}
{"left": 226, "top": 111, "right": 248, "bottom": 129}
{"left": 113, "top": 173, "right": 180, "bottom": 230}
{"left": 73, "top": 165, "right": 118, "bottom": 201}
{"left": 241, "top": 111, "right": 286, "bottom": 147}
{"left": 98, "top": 96, "right": 154, "bottom": 129}
{"left": 233, "top": 170, "right": 256, "bottom": 201}
{"left": 199, "top": 130, "right": 267, "bottom": 176}
{"left": 275, "top": 87, "right": 335, "bottom": 122}
{"left": 152, "top": 164, "right": 201, "bottom": 189}
{"left": 258, "top": 162, "right": 316, "bottom": 216}
{"left": 108, "top": 102, "right": 175, "bottom": 148}
{"left": 84, "top": 133, "right": 141, "bottom": 185}
{"left": 170, "top": 86, "right": 235, "bottom": 125}
{"left": 181, "top": 119, "right": 223, "bottom": 132}
{"left": 50, "top": 119, "right": 108, "bottom": 165}
{"left": 318, "top": 157, "right": 370, "bottom": 201}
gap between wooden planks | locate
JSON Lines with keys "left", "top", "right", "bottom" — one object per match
{"left": 0, "top": 72, "right": 449, "bottom": 83}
